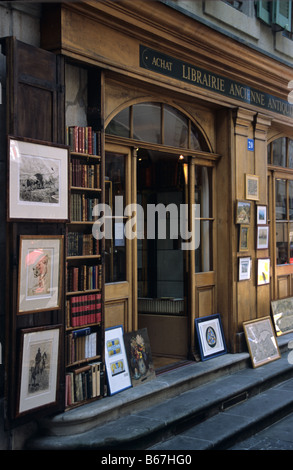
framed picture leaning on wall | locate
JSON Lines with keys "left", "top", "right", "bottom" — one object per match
{"left": 8, "top": 136, "right": 69, "bottom": 222}
{"left": 194, "top": 314, "right": 227, "bottom": 361}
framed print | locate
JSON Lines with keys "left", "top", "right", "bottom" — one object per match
{"left": 105, "top": 325, "right": 132, "bottom": 395}
{"left": 239, "top": 225, "right": 249, "bottom": 251}
{"left": 8, "top": 136, "right": 69, "bottom": 221}
{"left": 123, "top": 328, "right": 156, "bottom": 387}
{"left": 256, "top": 225, "right": 269, "bottom": 250}
{"left": 194, "top": 314, "right": 227, "bottom": 361}
{"left": 239, "top": 257, "right": 251, "bottom": 281}
{"left": 243, "top": 317, "right": 281, "bottom": 368}
{"left": 17, "top": 325, "right": 61, "bottom": 416}
{"left": 18, "top": 235, "right": 63, "bottom": 314}
{"left": 257, "top": 258, "right": 270, "bottom": 285}
{"left": 245, "top": 174, "right": 259, "bottom": 201}
{"left": 236, "top": 200, "right": 251, "bottom": 224}
{"left": 256, "top": 205, "right": 267, "bottom": 225}
{"left": 271, "top": 297, "right": 293, "bottom": 336}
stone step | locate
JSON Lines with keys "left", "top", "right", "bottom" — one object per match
{"left": 25, "top": 334, "right": 293, "bottom": 450}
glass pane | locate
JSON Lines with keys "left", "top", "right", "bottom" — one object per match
{"left": 267, "top": 142, "right": 272, "bottom": 165}
{"left": 105, "top": 153, "right": 126, "bottom": 283}
{"left": 289, "top": 139, "right": 293, "bottom": 168}
{"left": 133, "top": 102, "right": 161, "bottom": 143}
{"left": 276, "top": 222, "right": 288, "bottom": 265}
{"left": 194, "top": 166, "right": 212, "bottom": 218}
{"left": 105, "top": 107, "right": 130, "bottom": 138}
{"left": 273, "top": 137, "right": 286, "bottom": 167}
{"left": 195, "top": 220, "right": 213, "bottom": 272}
{"left": 275, "top": 179, "right": 287, "bottom": 220}
{"left": 163, "top": 104, "right": 188, "bottom": 148}
{"left": 190, "top": 122, "right": 208, "bottom": 151}
{"left": 289, "top": 181, "right": 293, "bottom": 220}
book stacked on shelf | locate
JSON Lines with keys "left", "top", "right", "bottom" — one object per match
{"left": 67, "top": 232, "right": 99, "bottom": 257}
{"left": 67, "top": 264, "right": 102, "bottom": 292}
{"left": 65, "top": 361, "right": 103, "bottom": 406}
{"left": 71, "top": 159, "right": 100, "bottom": 189}
{"left": 66, "top": 126, "right": 101, "bottom": 156}
{"left": 66, "top": 292, "right": 102, "bottom": 327}
{"left": 66, "top": 327, "right": 98, "bottom": 364}
{"left": 70, "top": 194, "right": 100, "bottom": 222}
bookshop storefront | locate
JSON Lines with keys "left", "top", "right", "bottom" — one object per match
{"left": 3, "top": 0, "right": 293, "bottom": 432}
{"left": 41, "top": 2, "right": 293, "bottom": 359}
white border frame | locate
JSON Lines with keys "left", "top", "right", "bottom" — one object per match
{"left": 105, "top": 325, "right": 132, "bottom": 395}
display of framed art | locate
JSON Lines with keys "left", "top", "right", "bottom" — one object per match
{"left": 17, "top": 235, "right": 64, "bottom": 314}
{"left": 257, "top": 257, "right": 270, "bottom": 285}
{"left": 105, "top": 325, "right": 132, "bottom": 395}
{"left": 271, "top": 297, "right": 293, "bottom": 336}
{"left": 256, "top": 225, "right": 269, "bottom": 250}
{"left": 238, "top": 257, "right": 251, "bottom": 281}
{"left": 123, "top": 328, "right": 156, "bottom": 387}
{"left": 256, "top": 205, "right": 267, "bottom": 225}
{"left": 194, "top": 314, "right": 227, "bottom": 361}
{"left": 243, "top": 316, "right": 281, "bottom": 368}
{"left": 236, "top": 200, "right": 251, "bottom": 224}
{"left": 8, "top": 136, "right": 69, "bottom": 221}
{"left": 239, "top": 225, "right": 249, "bottom": 251}
{"left": 17, "top": 325, "right": 61, "bottom": 416}
{"left": 245, "top": 174, "right": 259, "bottom": 201}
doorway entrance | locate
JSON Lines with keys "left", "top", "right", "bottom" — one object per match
{"left": 137, "top": 148, "right": 189, "bottom": 366}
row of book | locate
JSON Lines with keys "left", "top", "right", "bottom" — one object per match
{"left": 67, "top": 231, "right": 100, "bottom": 257}
{"left": 66, "top": 126, "right": 101, "bottom": 156}
{"left": 71, "top": 159, "right": 100, "bottom": 189}
{"left": 70, "top": 194, "right": 100, "bottom": 222}
{"left": 65, "top": 361, "right": 104, "bottom": 406}
{"left": 66, "top": 327, "right": 98, "bottom": 365}
{"left": 66, "top": 292, "right": 102, "bottom": 328}
{"left": 67, "top": 264, "right": 102, "bottom": 293}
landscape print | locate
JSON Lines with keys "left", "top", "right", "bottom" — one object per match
{"left": 19, "top": 154, "right": 60, "bottom": 205}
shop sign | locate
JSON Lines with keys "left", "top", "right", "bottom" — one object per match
{"left": 140, "top": 45, "right": 293, "bottom": 119}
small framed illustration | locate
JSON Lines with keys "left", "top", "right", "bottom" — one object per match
{"left": 245, "top": 174, "right": 259, "bottom": 201}
{"left": 243, "top": 317, "right": 281, "bottom": 368}
{"left": 271, "top": 297, "right": 293, "bottom": 336}
{"left": 17, "top": 325, "right": 61, "bottom": 416}
{"left": 239, "top": 257, "right": 251, "bottom": 281}
{"left": 236, "top": 200, "right": 251, "bottom": 224}
{"left": 256, "top": 225, "right": 269, "bottom": 250}
{"left": 256, "top": 205, "right": 267, "bottom": 225}
{"left": 18, "top": 235, "right": 64, "bottom": 314}
{"left": 257, "top": 258, "right": 270, "bottom": 285}
{"left": 8, "top": 136, "right": 69, "bottom": 221}
{"left": 194, "top": 314, "right": 227, "bottom": 361}
{"left": 105, "top": 325, "right": 132, "bottom": 395}
{"left": 239, "top": 225, "right": 249, "bottom": 251}
{"left": 123, "top": 328, "right": 156, "bottom": 387}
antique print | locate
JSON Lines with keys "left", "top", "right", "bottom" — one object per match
{"left": 239, "top": 225, "right": 249, "bottom": 251}
{"left": 271, "top": 297, "right": 293, "bottom": 336}
{"left": 18, "top": 236, "right": 63, "bottom": 314}
{"left": 256, "top": 205, "right": 267, "bottom": 225}
{"left": 124, "top": 328, "right": 156, "bottom": 387}
{"left": 239, "top": 257, "right": 251, "bottom": 281}
{"left": 105, "top": 326, "right": 132, "bottom": 395}
{"left": 256, "top": 225, "right": 269, "bottom": 250}
{"left": 9, "top": 137, "right": 69, "bottom": 221}
{"left": 245, "top": 174, "right": 259, "bottom": 201}
{"left": 18, "top": 326, "right": 60, "bottom": 415}
{"left": 236, "top": 200, "right": 251, "bottom": 224}
{"left": 243, "top": 317, "right": 281, "bottom": 368}
{"left": 194, "top": 314, "right": 227, "bottom": 361}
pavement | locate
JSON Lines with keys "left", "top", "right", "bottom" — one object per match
{"left": 25, "top": 333, "right": 293, "bottom": 451}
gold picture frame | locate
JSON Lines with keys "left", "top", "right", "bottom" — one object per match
{"left": 245, "top": 174, "right": 259, "bottom": 201}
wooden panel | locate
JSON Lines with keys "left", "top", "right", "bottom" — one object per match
{"left": 198, "top": 286, "right": 214, "bottom": 317}
{"left": 277, "top": 275, "right": 291, "bottom": 299}
{"left": 105, "top": 300, "right": 127, "bottom": 330}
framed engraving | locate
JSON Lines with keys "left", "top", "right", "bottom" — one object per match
{"left": 256, "top": 205, "right": 267, "bottom": 225}
{"left": 256, "top": 225, "right": 269, "bottom": 250}
{"left": 8, "top": 136, "right": 69, "bottom": 221}
{"left": 271, "top": 297, "right": 293, "bottom": 336}
{"left": 17, "top": 325, "right": 61, "bottom": 416}
{"left": 194, "top": 314, "right": 227, "bottom": 361}
{"left": 236, "top": 200, "right": 251, "bottom": 224}
{"left": 243, "top": 317, "right": 281, "bottom": 368}
{"left": 239, "top": 225, "right": 249, "bottom": 251}
{"left": 239, "top": 257, "right": 251, "bottom": 281}
{"left": 18, "top": 235, "right": 63, "bottom": 314}
{"left": 245, "top": 174, "right": 259, "bottom": 201}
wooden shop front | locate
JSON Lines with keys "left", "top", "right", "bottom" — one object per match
{"left": 40, "top": 0, "right": 293, "bottom": 364}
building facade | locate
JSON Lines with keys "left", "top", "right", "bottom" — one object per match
{"left": 1, "top": 0, "right": 293, "bottom": 449}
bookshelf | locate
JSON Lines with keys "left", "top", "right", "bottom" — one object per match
{"left": 65, "top": 125, "right": 105, "bottom": 408}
